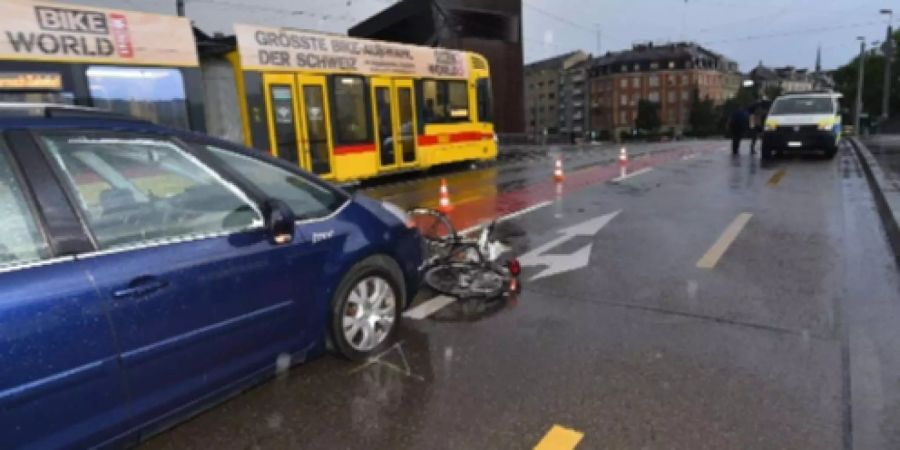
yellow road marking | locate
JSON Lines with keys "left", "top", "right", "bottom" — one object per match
{"left": 534, "top": 425, "right": 584, "bottom": 450}
{"left": 696, "top": 213, "right": 753, "bottom": 269}
{"left": 767, "top": 169, "right": 787, "bottom": 187}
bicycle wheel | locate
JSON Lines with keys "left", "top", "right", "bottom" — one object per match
{"left": 423, "top": 262, "right": 508, "bottom": 299}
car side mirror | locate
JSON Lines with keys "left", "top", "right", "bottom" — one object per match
{"left": 263, "top": 198, "right": 295, "bottom": 245}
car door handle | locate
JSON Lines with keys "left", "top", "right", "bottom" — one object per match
{"left": 113, "top": 277, "right": 169, "bottom": 299}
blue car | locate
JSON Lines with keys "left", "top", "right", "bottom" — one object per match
{"left": 0, "top": 104, "right": 422, "bottom": 449}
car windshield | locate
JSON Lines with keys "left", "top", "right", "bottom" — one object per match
{"left": 769, "top": 97, "right": 835, "bottom": 115}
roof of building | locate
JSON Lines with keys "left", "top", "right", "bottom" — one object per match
{"left": 590, "top": 42, "right": 734, "bottom": 69}
{"left": 525, "top": 51, "right": 588, "bottom": 73}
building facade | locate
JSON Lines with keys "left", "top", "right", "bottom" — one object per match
{"left": 349, "top": 0, "right": 525, "bottom": 133}
{"left": 559, "top": 59, "right": 590, "bottom": 136}
{"left": 749, "top": 63, "right": 819, "bottom": 98}
{"left": 588, "top": 42, "right": 740, "bottom": 138}
{"left": 523, "top": 51, "right": 589, "bottom": 137}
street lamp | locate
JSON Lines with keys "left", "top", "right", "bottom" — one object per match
{"left": 880, "top": 8, "right": 893, "bottom": 122}
{"left": 855, "top": 36, "right": 866, "bottom": 133}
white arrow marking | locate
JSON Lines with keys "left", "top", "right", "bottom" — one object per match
{"left": 519, "top": 210, "right": 621, "bottom": 281}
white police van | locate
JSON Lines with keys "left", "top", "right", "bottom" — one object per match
{"left": 762, "top": 92, "right": 843, "bottom": 159}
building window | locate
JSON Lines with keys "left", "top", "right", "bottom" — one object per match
{"left": 632, "top": 77, "right": 639, "bottom": 88}
{"left": 668, "top": 91, "right": 677, "bottom": 103}
{"left": 630, "top": 94, "right": 638, "bottom": 106}
{"left": 682, "top": 90, "right": 690, "bottom": 101}
{"left": 648, "top": 91, "right": 660, "bottom": 102}
{"left": 548, "top": 92, "right": 555, "bottom": 99}
{"left": 620, "top": 94, "right": 628, "bottom": 106}
{"left": 332, "top": 76, "right": 371, "bottom": 144}
{"left": 620, "top": 111, "right": 627, "bottom": 124}
{"left": 650, "top": 62, "right": 659, "bottom": 70}
{"left": 421, "top": 79, "right": 470, "bottom": 124}
{"left": 668, "top": 110, "right": 676, "bottom": 123}
{"left": 621, "top": 64, "right": 628, "bottom": 72}
{"left": 649, "top": 75, "right": 660, "bottom": 87}
{"left": 87, "top": 66, "right": 190, "bottom": 129}
{"left": 681, "top": 74, "right": 689, "bottom": 85}
{"left": 633, "top": 64, "right": 640, "bottom": 71}
{"left": 669, "top": 61, "right": 676, "bottom": 69}
{"left": 620, "top": 78, "right": 628, "bottom": 88}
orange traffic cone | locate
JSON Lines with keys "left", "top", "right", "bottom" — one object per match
{"left": 438, "top": 178, "right": 453, "bottom": 213}
{"left": 553, "top": 157, "right": 564, "bottom": 182}
{"left": 619, "top": 147, "right": 628, "bottom": 166}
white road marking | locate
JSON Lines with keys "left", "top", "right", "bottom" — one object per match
{"left": 681, "top": 153, "right": 699, "bottom": 161}
{"left": 696, "top": 213, "right": 753, "bottom": 269}
{"left": 611, "top": 167, "right": 653, "bottom": 183}
{"left": 520, "top": 210, "right": 621, "bottom": 280}
{"left": 459, "top": 200, "right": 553, "bottom": 235}
{"left": 402, "top": 295, "right": 456, "bottom": 320}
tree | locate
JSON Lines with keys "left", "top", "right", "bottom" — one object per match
{"left": 635, "top": 99, "right": 661, "bottom": 133}
{"left": 832, "top": 29, "right": 900, "bottom": 120}
{"left": 688, "top": 89, "right": 717, "bottom": 135}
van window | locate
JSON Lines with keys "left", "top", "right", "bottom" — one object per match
{"left": 769, "top": 97, "right": 835, "bottom": 116}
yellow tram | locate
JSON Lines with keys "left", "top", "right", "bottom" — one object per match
{"left": 205, "top": 24, "right": 498, "bottom": 182}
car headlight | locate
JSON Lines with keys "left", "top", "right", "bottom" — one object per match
{"left": 381, "top": 201, "right": 416, "bottom": 229}
{"left": 764, "top": 120, "right": 778, "bottom": 131}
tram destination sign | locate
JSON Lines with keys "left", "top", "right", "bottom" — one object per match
{"left": 235, "top": 24, "right": 470, "bottom": 78}
{"left": 0, "top": 0, "right": 198, "bottom": 66}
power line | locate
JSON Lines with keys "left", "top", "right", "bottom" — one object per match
{"left": 702, "top": 18, "right": 900, "bottom": 45}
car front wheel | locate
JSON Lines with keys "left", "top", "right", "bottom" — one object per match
{"left": 330, "top": 255, "right": 405, "bottom": 360}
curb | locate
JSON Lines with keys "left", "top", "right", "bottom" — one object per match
{"left": 849, "top": 137, "right": 900, "bottom": 266}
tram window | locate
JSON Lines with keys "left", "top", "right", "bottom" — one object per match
{"left": 421, "top": 79, "right": 469, "bottom": 124}
{"left": 331, "top": 76, "right": 370, "bottom": 144}
{"left": 86, "top": 66, "right": 190, "bottom": 129}
{"left": 476, "top": 77, "right": 493, "bottom": 123}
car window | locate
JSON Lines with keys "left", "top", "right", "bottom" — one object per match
{"left": 204, "top": 145, "right": 346, "bottom": 220}
{"left": 37, "top": 132, "right": 262, "bottom": 250}
{"left": 0, "top": 139, "right": 50, "bottom": 268}
{"left": 769, "top": 97, "right": 835, "bottom": 115}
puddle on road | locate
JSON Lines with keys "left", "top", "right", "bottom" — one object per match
{"left": 429, "top": 294, "right": 515, "bottom": 322}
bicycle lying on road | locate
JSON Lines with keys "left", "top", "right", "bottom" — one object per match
{"left": 407, "top": 208, "right": 521, "bottom": 300}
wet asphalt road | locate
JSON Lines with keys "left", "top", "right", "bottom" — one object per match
{"left": 141, "top": 140, "right": 900, "bottom": 449}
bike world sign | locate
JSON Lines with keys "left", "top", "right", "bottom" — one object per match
{"left": 0, "top": 0, "right": 198, "bottom": 66}
{"left": 235, "top": 24, "right": 469, "bottom": 79}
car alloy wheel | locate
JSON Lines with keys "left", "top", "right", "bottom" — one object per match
{"left": 341, "top": 276, "right": 397, "bottom": 352}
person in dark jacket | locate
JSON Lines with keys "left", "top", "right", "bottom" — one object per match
{"left": 728, "top": 108, "right": 751, "bottom": 155}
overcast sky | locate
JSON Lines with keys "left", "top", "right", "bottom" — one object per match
{"left": 54, "top": 0, "right": 898, "bottom": 72}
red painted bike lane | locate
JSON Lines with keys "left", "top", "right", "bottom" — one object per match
{"left": 444, "top": 142, "right": 725, "bottom": 232}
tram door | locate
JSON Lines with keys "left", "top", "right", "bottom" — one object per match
{"left": 371, "top": 78, "right": 418, "bottom": 170}
{"left": 262, "top": 73, "right": 334, "bottom": 177}
{"left": 262, "top": 74, "right": 302, "bottom": 166}
{"left": 296, "top": 75, "right": 333, "bottom": 177}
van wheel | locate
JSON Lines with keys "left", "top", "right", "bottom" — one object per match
{"left": 824, "top": 146, "right": 837, "bottom": 159}
{"left": 329, "top": 255, "right": 405, "bottom": 361}
{"left": 761, "top": 146, "right": 774, "bottom": 160}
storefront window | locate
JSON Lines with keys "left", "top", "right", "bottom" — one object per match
{"left": 331, "top": 76, "right": 370, "bottom": 144}
{"left": 422, "top": 79, "right": 469, "bottom": 124}
{"left": 0, "top": 72, "right": 73, "bottom": 105}
{"left": 86, "top": 66, "right": 190, "bottom": 129}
